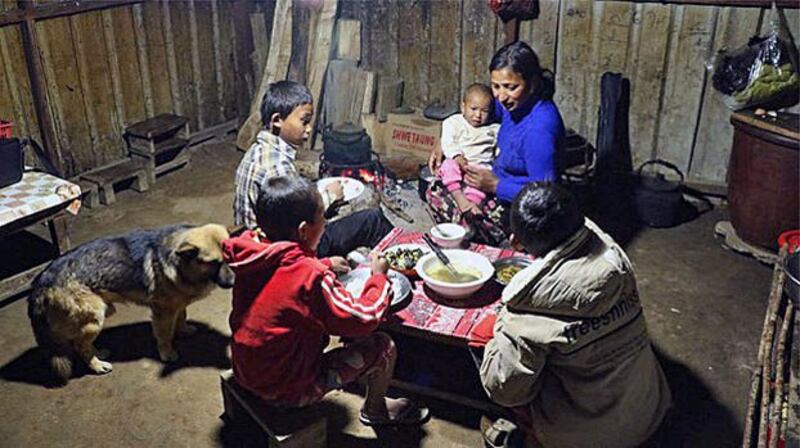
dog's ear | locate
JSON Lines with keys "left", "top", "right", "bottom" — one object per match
{"left": 176, "top": 242, "right": 200, "bottom": 260}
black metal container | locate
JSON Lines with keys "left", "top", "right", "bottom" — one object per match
{"left": 321, "top": 123, "right": 372, "bottom": 165}
{"left": 634, "top": 159, "right": 686, "bottom": 228}
{"left": 0, "top": 138, "right": 23, "bottom": 189}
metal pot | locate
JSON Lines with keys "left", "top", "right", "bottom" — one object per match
{"left": 785, "top": 251, "right": 800, "bottom": 305}
{"left": 322, "top": 123, "right": 372, "bottom": 165}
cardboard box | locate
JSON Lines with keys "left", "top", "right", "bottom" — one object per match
{"left": 382, "top": 112, "right": 442, "bottom": 162}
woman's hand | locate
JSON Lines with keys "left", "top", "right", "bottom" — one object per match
{"left": 428, "top": 145, "right": 444, "bottom": 173}
{"left": 453, "top": 154, "right": 468, "bottom": 170}
{"left": 463, "top": 164, "right": 499, "bottom": 194}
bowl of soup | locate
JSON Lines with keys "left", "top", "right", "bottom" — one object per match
{"left": 415, "top": 250, "right": 495, "bottom": 299}
{"left": 493, "top": 257, "right": 533, "bottom": 286}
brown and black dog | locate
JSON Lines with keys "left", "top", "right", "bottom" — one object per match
{"left": 27, "top": 224, "right": 234, "bottom": 384}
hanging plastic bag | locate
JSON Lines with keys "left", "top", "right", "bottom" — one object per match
{"left": 708, "top": 2, "right": 799, "bottom": 111}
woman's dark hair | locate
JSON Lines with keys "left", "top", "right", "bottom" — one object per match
{"left": 255, "top": 176, "right": 321, "bottom": 241}
{"left": 510, "top": 182, "right": 584, "bottom": 255}
{"left": 489, "top": 41, "right": 554, "bottom": 100}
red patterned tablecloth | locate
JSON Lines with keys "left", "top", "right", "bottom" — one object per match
{"left": 375, "top": 227, "right": 531, "bottom": 346}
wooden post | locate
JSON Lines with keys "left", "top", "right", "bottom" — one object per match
{"left": 504, "top": 18, "right": 520, "bottom": 45}
{"left": 235, "top": 0, "right": 293, "bottom": 151}
{"left": 17, "top": 0, "right": 64, "bottom": 176}
{"left": 47, "top": 214, "right": 71, "bottom": 255}
{"left": 231, "top": 0, "right": 255, "bottom": 117}
{"left": 305, "top": 0, "right": 338, "bottom": 150}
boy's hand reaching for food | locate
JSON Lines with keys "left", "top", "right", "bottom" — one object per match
{"left": 325, "top": 180, "right": 344, "bottom": 201}
{"left": 328, "top": 256, "right": 351, "bottom": 274}
{"left": 370, "top": 251, "right": 389, "bottom": 275}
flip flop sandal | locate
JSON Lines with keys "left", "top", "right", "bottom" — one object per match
{"left": 482, "top": 418, "right": 522, "bottom": 448}
{"left": 359, "top": 401, "right": 431, "bottom": 427}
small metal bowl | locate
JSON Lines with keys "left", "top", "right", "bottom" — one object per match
{"left": 493, "top": 256, "right": 533, "bottom": 286}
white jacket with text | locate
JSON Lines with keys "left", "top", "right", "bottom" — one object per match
{"left": 480, "top": 219, "right": 671, "bottom": 448}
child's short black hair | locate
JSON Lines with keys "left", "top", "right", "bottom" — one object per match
{"left": 255, "top": 176, "right": 322, "bottom": 241}
{"left": 260, "top": 80, "right": 313, "bottom": 125}
{"left": 510, "top": 182, "right": 584, "bottom": 255}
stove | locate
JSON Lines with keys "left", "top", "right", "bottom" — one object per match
{"left": 318, "top": 123, "right": 388, "bottom": 191}
{"left": 318, "top": 152, "right": 386, "bottom": 191}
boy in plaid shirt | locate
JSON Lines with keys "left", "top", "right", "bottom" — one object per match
{"left": 233, "top": 81, "right": 392, "bottom": 257}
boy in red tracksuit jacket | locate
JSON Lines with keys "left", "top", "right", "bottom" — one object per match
{"left": 223, "top": 176, "right": 429, "bottom": 427}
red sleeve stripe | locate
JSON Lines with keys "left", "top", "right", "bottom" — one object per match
{"left": 321, "top": 273, "right": 390, "bottom": 314}
{"left": 320, "top": 274, "right": 390, "bottom": 320}
{"left": 321, "top": 272, "right": 390, "bottom": 313}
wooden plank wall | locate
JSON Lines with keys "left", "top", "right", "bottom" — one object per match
{"left": 0, "top": 0, "right": 264, "bottom": 178}
{"left": 1, "top": 1, "right": 797, "bottom": 184}
{"left": 342, "top": 0, "right": 799, "bottom": 185}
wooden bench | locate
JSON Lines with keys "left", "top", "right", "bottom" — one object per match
{"left": 79, "top": 158, "right": 149, "bottom": 206}
{"left": 125, "top": 114, "right": 190, "bottom": 183}
{"left": 220, "top": 370, "right": 327, "bottom": 448}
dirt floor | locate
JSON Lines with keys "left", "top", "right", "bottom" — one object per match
{"left": 0, "top": 140, "right": 773, "bottom": 447}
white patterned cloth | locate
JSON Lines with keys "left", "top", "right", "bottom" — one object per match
{"left": 0, "top": 171, "right": 81, "bottom": 227}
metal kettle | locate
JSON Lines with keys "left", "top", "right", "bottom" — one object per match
{"left": 634, "top": 159, "right": 687, "bottom": 228}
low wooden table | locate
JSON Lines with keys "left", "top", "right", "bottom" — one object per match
{"left": 0, "top": 171, "right": 81, "bottom": 300}
{"left": 373, "top": 228, "right": 531, "bottom": 413}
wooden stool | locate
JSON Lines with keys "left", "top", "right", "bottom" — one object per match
{"left": 79, "top": 158, "right": 149, "bottom": 206}
{"left": 125, "top": 114, "right": 190, "bottom": 183}
{"left": 220, "top": 370, "right": 327, "bottom": 448}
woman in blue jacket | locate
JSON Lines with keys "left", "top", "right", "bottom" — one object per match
{"left": 427, "top": 41, "right": 565, "bottom": 246}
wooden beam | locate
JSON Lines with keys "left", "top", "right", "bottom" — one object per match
{"left": 0, "top": 0, "right": 144, "bottom": 27}
{"left": 333, "top": 19, "right": 361, "bottom": 62}
{"left": 162, "top": 2, "right": 181, "bottom": 117}
{"left": 504, "top": 18, "right": 520, "bottom": 44}
{"left": 211, "top": 0, "right": 226, "bottom": 121}
{"left": 597, "top": 0, "right": 799, "bottom": 7}
{"left": 188, "top": 0, "right": 204, "bottom": 129}
{"left": 250, "top": 0, "right": 293, "bottom": 117}
{"left": 235, "top": 0, "right": 294, "bottom": 151}
{"left": 17, "top": 0, "right": 63, "bottom": 176}
{"left": 132, "top": 3, "right": 154, "bottom": 118}
{"left": 232, "top": 0, "right": 255, "bottom": 115}
{"left": 306, "top": 0, "right": 338, "bottom": 150}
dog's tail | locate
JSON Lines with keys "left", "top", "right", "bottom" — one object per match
{"left": 27, "top": 287, "right": 72, "bottom": 383}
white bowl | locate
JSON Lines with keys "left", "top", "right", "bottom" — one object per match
{"left": 430, "top": 223, "right": 466, "bottom": 248}
{"left": 415, "top": 250, "right": 495, "bottom": 299}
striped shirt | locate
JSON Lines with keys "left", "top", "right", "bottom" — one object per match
{"left": 233, "top": 130, "right": 298, "bottom": 229}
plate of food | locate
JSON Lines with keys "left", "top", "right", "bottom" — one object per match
{"left": 338, "top": 268, "right": 412, "bottom": 309}
{"left": 493, "top": 256, "right": 533, "bottom": 286}
{"left": 316, "top": 177, "right": 365, "bottom": 202}
{"left": 383, "top": 244, "right": 430, "bottom": 276}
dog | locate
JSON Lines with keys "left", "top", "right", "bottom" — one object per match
{"left": 27, "top": 224, "right": 234, "bottom": 384}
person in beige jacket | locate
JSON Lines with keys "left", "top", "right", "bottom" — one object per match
{"left": 470, "top": 182, "right": 671, "bottom": 448}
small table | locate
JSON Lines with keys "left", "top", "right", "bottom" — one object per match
{"left": 0, "top": 171, "right": 81, "bottom": 299}
{"left": 373, "top": 228, "right": 531, "bottom": 413}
